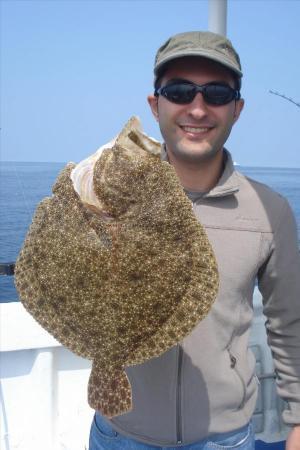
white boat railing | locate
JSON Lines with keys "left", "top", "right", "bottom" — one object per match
{"left": 1, "top": 301, "right": 93, "bottom": 450}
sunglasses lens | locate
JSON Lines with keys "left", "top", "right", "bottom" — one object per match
{"left": 159, "top": 83, "right": 237, "bottom": 105}
{"left": 161, "top": 84, "right": 196, "bottom": 104}
{"left": 204, "top": 84, "right": 235, "bottom": 105}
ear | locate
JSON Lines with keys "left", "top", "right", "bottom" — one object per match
{"left": 233, "top": 98, "right": 244, "bottom": 124}
{"left": 147, "top": 95, "right": 159, "bottom": 122}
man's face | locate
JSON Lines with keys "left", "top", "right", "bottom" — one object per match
{"left": 148, "top": 57, "right": 244, "bottom": 164}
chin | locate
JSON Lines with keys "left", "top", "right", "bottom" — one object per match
{"left": 173, "top": 144, "right": 219, "bottom": 163}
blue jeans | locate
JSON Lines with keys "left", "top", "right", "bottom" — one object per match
{"left": 89, "top": 412, "right": 255, "bottom": 449}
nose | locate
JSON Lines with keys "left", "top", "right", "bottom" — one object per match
{"left": 187, "top": 92, "right": 209, "bottom": 119}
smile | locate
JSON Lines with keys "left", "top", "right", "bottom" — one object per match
{"left": 180, "top": 126, "right": 211, "bottom": 133}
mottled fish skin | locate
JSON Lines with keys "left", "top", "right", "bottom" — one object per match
{"left": 14, "top": 117, "right": 219, "bottom": 418}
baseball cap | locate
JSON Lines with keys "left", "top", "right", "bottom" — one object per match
{"left": 154, "top": 31, "right": 243, "bottom": 83}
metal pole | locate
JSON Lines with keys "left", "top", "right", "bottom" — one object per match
{"left": 208, "top": 0, "right": 227, "bottom": 37}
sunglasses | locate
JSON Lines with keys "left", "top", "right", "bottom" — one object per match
{"left": 154, "top": 81, "right": 241, "bottom": 106}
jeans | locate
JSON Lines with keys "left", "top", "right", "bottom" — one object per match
{"left": 89, "top": 412, "right": 255, "bottom": 450}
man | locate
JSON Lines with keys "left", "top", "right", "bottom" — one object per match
{"left": 89, "top": 31, "right": 300, "bottom": 450}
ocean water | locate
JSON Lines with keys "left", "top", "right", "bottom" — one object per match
{"left": 1, "top": 161, "right": 299, "bottom": 302}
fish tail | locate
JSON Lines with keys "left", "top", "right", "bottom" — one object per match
{"left": 88, "top": 362, "right": 132, "bottom": 418}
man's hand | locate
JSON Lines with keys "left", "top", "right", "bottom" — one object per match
{"left": 286, "top": 425, "right": 300, "bottom": 450}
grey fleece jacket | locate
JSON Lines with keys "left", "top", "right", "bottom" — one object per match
{"left": 108, "top": 149, "right": 300, "bottom": 446}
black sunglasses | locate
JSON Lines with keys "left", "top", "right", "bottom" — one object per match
{"left": 154, "top": 81, "right": 241, "bottom": 106}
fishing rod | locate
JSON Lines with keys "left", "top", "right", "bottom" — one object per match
{"left": 269, "top": 90, "right": 300, "bottom": 109}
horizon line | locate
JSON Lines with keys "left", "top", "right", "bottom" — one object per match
{"left": 2, "top": 160, "right": 300, "bottom": 170}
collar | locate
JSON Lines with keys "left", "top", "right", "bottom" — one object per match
{"left": 160, "top": 145, "right": 240, "bottom": 198}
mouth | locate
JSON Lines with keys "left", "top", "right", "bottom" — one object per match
{"left": 180, "top": 125, "right": 213, "bottom": 136}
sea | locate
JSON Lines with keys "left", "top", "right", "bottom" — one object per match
{"left": 1, "top": 161, "right": 300, "bottom": 303}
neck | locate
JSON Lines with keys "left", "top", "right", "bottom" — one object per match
{"left": 166, "top": 149, "right": 225, "bottom": 192}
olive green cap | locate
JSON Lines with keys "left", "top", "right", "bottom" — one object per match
{"left": 154, "top": 31, "right": 243, "bottom": 82}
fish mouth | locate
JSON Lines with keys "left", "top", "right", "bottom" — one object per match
{"left": 71, "top": 116, "right": 162, "bottom": 214}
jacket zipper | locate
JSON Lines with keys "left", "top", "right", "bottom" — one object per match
{"left": 176, "top": 344, "right": 183, "bottom": 444}
{"left": 227, "top": 349, "right": 247, "bottom": 409}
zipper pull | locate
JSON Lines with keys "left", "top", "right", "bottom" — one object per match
{"left": 229, "top": 352, "right": 237, "bottom": 368}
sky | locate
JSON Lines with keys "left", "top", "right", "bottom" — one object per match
{"left": 1, "top": 0, "right": 300, "bottom": 167}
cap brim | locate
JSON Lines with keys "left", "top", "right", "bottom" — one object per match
{"left": 154, "top": 50, "right": 243, "bottom": 78}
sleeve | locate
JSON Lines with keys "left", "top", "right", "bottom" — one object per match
{"left": 258, "top": 199, "right": 300, "bottom": 426}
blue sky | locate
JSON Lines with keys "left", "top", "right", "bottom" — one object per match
{"left": 1, "top": 0, "right": 300, "bottom": 167}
